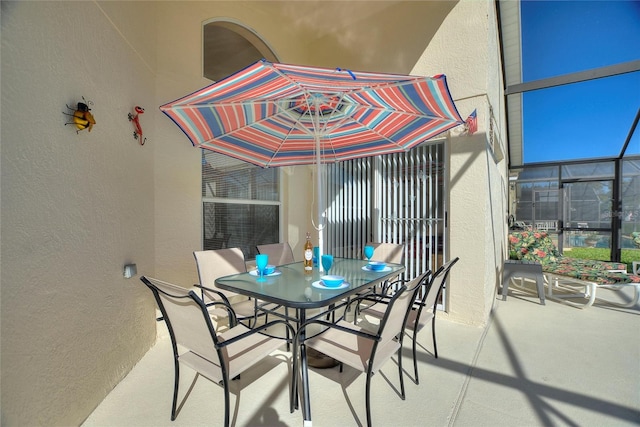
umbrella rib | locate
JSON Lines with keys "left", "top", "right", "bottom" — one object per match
{"left": 189, "top": 101, "right": 310, "bottom": 139}
{"left": 266, "top": 62, "right": 373, "bottom": 137}
{"left": 197, "top": 100, "right": 324, "bottom": 167}
{"left": 269, "top": 61, "right": 441, "bottom": 97}
{"left": 190, "top": 102, "right": 458, "bottom": 161}
{"left": 168, "top": 101, "right": 454, "bottom": 121}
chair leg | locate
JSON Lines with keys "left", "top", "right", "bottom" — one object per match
{"left": 285, "top": 307, "right": 291, "bottom": 352}
{"left": 252, "top": 299, "right": 259, "bottom": 328}
{"left": 432, "top": 317, "right": 438, "bottom": 359}
{"left": 325, "top": 303, "right": 336, "bottom": 322}
{"left": 223, "top": 375, "right": 230, "bottom": 427}
{"left": 365, "top": 371, "right": 373, "bottom": 427}
{"left": 290, "top": 342, "right": 298, "bottom": 412}
{"left": 171, "top": 358, "right": 180, "bottom": 421}
{"left": 412, "top": 328, "right": 419, "bottom": 385}
{"left": 353, "top": 300, "right": 360, "bottom": 325}
{"left": 398, "top": 347, "right": 405, "bottom": 400}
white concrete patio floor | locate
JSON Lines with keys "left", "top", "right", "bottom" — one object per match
{"left": 83, "top": 283, "right": 640, "bottom": 427}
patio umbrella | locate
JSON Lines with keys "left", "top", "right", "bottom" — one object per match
{"left": 160, "top": 59, "right": 463, "bottom": 264}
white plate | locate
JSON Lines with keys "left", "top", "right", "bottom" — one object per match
{"left": 249, "top": 269, "right": 281, "bottom": 277}
{"left": 312, "top": 280, "right": 350, "bottom": 290}
{"left": 361, "top": 265, "right": 392, "bottom": 272}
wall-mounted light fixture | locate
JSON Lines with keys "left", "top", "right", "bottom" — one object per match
{"left": 123, "top": 264, "right": 137, "bottom": 279}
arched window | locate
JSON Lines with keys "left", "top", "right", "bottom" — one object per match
{"left": 203, "top": 20, "right": 277, "bottom": 81}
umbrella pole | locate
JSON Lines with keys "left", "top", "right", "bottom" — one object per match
{"left": 314, "top": 98, "right": 325, "bottom": 272}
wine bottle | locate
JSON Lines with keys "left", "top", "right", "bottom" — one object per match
{"left": 303, "top": 232, "right": 313, "bottom": 273}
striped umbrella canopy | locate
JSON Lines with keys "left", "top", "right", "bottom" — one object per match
{"left": 160, "top": 59, "right": 463, "bottom": 264}
{"left": 160, "top": 59, "right": 463, "bottom": 168}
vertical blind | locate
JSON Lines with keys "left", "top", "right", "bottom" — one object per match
{"left": 325, "top": 142, "right": 447, "bottom": 281}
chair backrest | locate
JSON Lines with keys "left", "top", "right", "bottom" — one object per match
{"left": 256, "top": 242, "right": 295, "bottom": 266}
{"left": 193, "top": 247, "right": 247, "bottom": 287}
{"left": 366, "top": 242, "right": 404, "bottom": 264}
{"left": 374, "top": 270, "right": 431, "bottom": 347}
{"left": 415, "top": 257, "right": 460, "bottom": 327}
{"left": 140, "top": 276, "right": 222, "bottom": 366}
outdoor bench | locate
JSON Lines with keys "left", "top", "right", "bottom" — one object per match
{"left": 507, "top": 230, "right": 640, "bottom": 308}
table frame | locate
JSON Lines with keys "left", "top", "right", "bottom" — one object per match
{"left": 215, "top": 258, "right": 405, "bottom": 426}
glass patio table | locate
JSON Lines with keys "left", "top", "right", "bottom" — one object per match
{"left": 215, "top": 257, "right": 405, "bottom": 426}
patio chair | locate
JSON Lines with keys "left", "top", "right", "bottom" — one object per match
{"left": 366, "top": 242, "right": 404, "bottom": 264}
{"left": 293, "top": 277, "right": 421, "bottom": 427}
{"left": 194, "top": 248, "right": 269, "bottom": 327}
{"left": 366, "top": 242, "right": 404, "bottom": 292}
{"left": 358, "top": 257, "right": 460, "bottom": 384}
{"left": 256, "top": 242, "right": 296, "bottom": 347}
{"left": 256, "top": 242, "right": 295, "bottom": 265}
{"left": 350, "top": 242, "right": 406, "bottom": 317}
{"left": 140, "top": 276, "right": 294, "bottom": 426}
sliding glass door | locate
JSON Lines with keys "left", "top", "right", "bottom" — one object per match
{"left": 325, "top": 142, "right": 447, "bottom": 281}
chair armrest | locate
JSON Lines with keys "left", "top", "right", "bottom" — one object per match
{"left": 307, "top": 319, "right": 380, "bottom": 341}
{"left": 348, "top": 292, "right": 393, "bottom": 312}
{"left": 378, "top": 277, "right": 410, "bottom": 295}
{"left": 194, "top": 283, "right": 228, "bottom": 301}
{"left": 292, "top": 318, "right": 380, "bottom": 372}
{"left": 295, "top": 305, "right": 381, "bottom": 345}
{"left": 194, "top": 284, "right": 238, "bottom": 326}
{"left": 216, "top": 319, "right": 295, "bottom": 348}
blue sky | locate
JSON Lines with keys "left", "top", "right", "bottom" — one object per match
{"left": 521, "top": 0, "right": 640, "bottom": 163}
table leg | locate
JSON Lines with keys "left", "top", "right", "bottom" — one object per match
{"left": 299, "top": 309, "right": 312, "bottom": 426}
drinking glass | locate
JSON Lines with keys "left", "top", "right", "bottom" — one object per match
{"left": 321, "top": 254, "right": 333, "bottom": 274}
{"left": 363, "top": 245, "right": 374, "bottom": 262}
{"left": 256, "top": 254, "right": 268, "bottom": 282}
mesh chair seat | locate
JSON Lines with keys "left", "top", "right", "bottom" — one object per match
{"left": 305, "top": 321, "right": 401, "bottom": 374}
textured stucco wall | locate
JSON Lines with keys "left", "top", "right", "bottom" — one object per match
{"left": 1, "top": 1, "right": 506, "bottom": 425}
{"left": 1, "top": 1, "right": 157, "bottom": 425}
{"left": 411, "top": 0, "right": 507, "bottom": 326}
